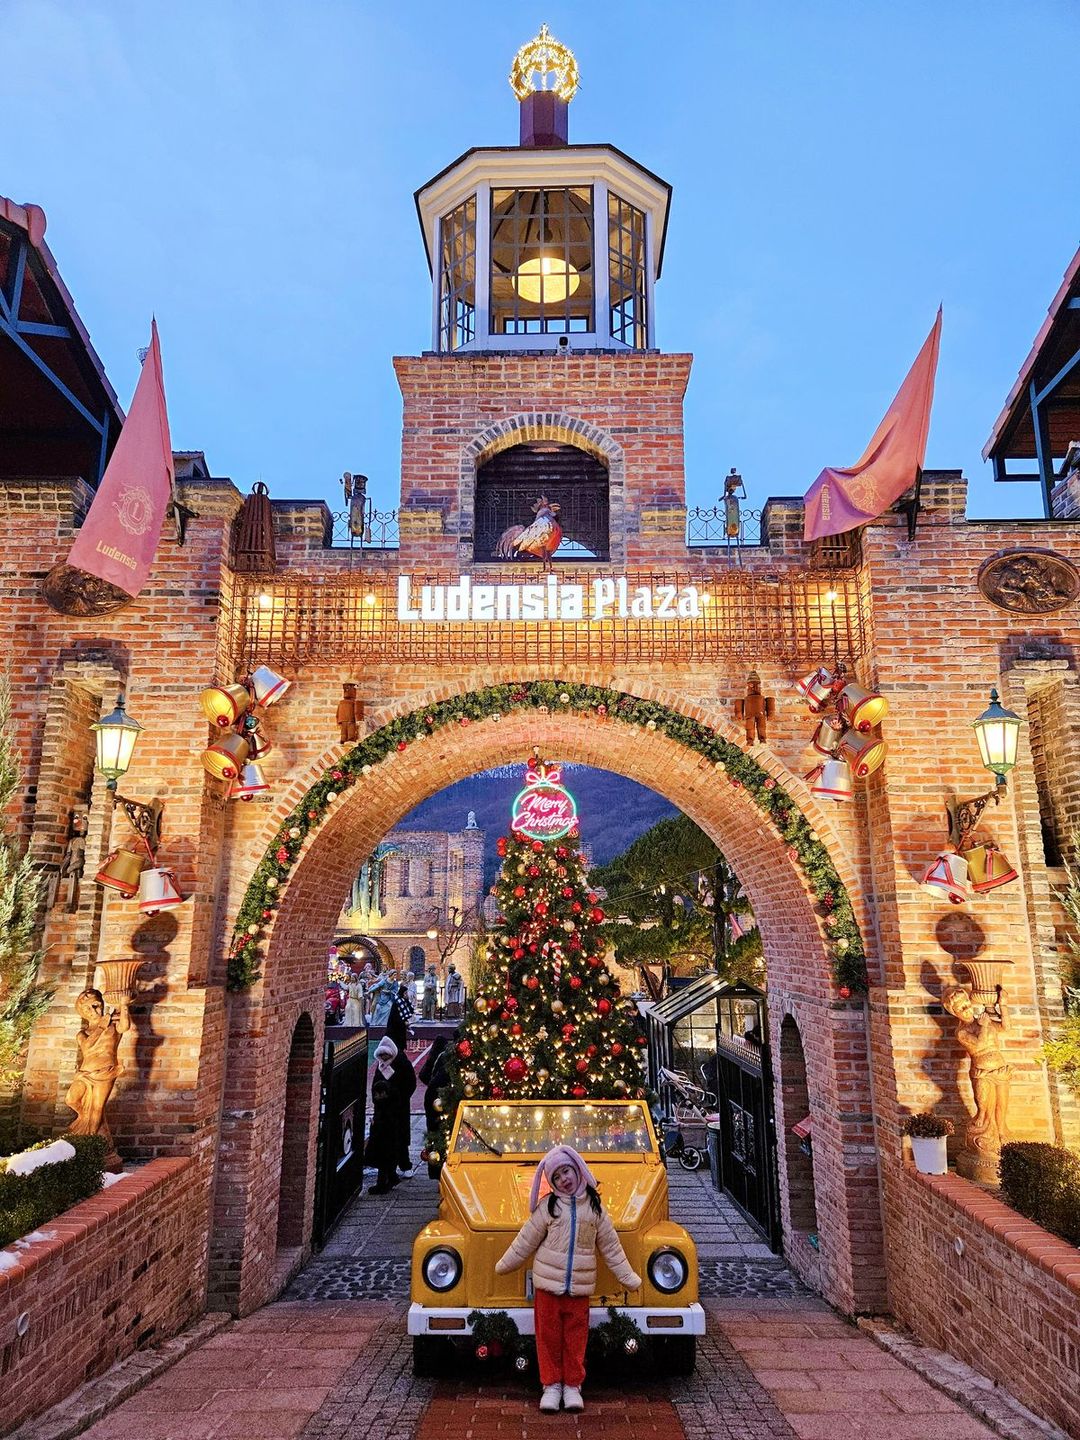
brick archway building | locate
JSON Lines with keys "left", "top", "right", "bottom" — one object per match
{"left": 3, "top": 80, "right": 1080, "bottom": 1434}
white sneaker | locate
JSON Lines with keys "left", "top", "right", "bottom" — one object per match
{"left": 539, "top": 1385, "right": 562, "bottom": 1412}
{"left": 562, "top": 1386, "right": 583, "bottom": 1412}
{"left": 398, "top": 1165, "right": 414, "bottom": 1177}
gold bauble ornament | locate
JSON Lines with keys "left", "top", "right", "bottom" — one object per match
{"left": 476, "top": 998, "right": 488, "bottom": 1013}
{"left": 434, "top": 1097, "right": 445, "bottom": 1112}
{"left": 552, "top": 1000, "right": 565, "bottom": 1014}
{"left": 488, "top": 1024, "right": 499, "bottom": 1038}
{"left": 429, "top": 1150, "right": 441, "bottom": 1163}
{"left": 465, "top": 1084, "right": 476, "bottom": 1097}
{"left": 599, "top": 973, "right": 611, "bottom": 985}
{"left": 537, "top": 1069, "right": 550, "bottom": 1082}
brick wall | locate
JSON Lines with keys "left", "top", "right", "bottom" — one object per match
{"left": 884, "top": 1159, "right": 1080, "bottom": 1438}
{"left": 0, "top": 1158, "right": 204, "bottom": 1434}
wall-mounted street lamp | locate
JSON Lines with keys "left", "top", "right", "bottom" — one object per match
{"left": 91, "top": 694, "right": 143, "bottom": 790}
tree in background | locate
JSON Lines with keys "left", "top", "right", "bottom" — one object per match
{"left": 0, "top": 674, "right": 52, "bottom": 1098}
{"left": 427, "top": 761, "right": 647, "bottom": 1163}
{"left": 591, "top": 814, "right": 763, "bottom": 985}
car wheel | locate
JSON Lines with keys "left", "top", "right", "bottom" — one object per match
{"left": 413, "top": 1336, "right": 451, "bottom": 1376}
{"left": 653, "top": 1335, "right": 696, "bottom": 1374}
{"left": 678, "top": 1147, "right": 703, "bottom": 1170}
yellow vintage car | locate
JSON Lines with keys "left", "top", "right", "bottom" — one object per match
{"left": 409, "top": 1099, "right": 703, "bottom": 1374}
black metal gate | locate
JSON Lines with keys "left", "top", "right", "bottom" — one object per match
{"left": 714, "top": 1032, "right": 782, "bottom": 1251}
{"left": 313, "top": 1028, "right": 367, "bottom": 1247}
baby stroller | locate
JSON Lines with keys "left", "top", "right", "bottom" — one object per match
{"left": 657, "top": 1066, "right": 717, "bottom": 1171}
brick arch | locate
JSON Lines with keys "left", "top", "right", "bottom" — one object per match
{"left": 460, "top": 412, "right": 627, "bottom": 564}
{"left": 213, "top": 685, "right": 883, "bottom": 1317}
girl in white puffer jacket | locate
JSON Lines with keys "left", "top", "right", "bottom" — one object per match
{"left": 495, "top": 1144, "right": 641, "bottom": 1414}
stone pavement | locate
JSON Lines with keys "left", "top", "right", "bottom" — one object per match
{"left": 65, "top": 1116, "right": 1003, "bottom": 1440}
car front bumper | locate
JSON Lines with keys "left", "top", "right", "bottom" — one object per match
{"left": 408, "top": 1302, "right": 705, "bottom": 1337}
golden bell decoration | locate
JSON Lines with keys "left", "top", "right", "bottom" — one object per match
{"left": 837, "top": 729, "right": 887, "bottom": 778}
{"left": 961, "top": 841, "right": 1018, "bottom": 895}
{"left": 837, "top": 681, "right": 888, "bottom": 733}
{"left": 137, "top": 866, "right": 185, "bottom": 915}
{"left": 199, "top": 683, "right": 250, "bottom": 728}
{"left": 922, "top": 850, "right": 970, "bottom": 905}
{"left": 95, "top": 847, "right": 145, "bottom": 897}
{"left": 228, "top": 762, "right": 269, "bottom": 801}
{"left": 809, "top": 758, "right": 854, "bottom": 803}
{"left": 810, "top": 714, "right": 846, "bottom": 756}
{"left": 248, "top": 665, "right": 290, "bottom": 707}
{"left": 202, "top": 732, "right": 250, "bottom": 781}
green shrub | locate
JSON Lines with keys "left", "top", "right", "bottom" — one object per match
{"left": 999, "top": 1142, "right": 1080, "bottom": 1246}
{"left": 0, "top": 1135, "right": 107, "bottom": 1248}
{"left": 901, "top": 1112, "right": 955, "bottom": 1139}
{"left": 1042, "top": 1014, "right": 1080, "bottom": 1097}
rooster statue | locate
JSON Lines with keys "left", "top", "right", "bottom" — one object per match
{"left": 495, "top": 495, "right": 563, "bottom": 564}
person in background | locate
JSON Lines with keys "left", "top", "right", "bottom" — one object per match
{"left": 365, "top": 1037, "right": 406, "bottom": 1195}
{"left": 418, "top": 1035, "right": 450, "bottom": 1133}
{"left": 386, "top": 979, "right": 415, "bottom": 1051}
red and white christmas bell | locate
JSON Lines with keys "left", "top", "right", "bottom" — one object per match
{"left": 794, "top": 667, "right": 834, "bottom": 707}
{"left": 137, "top": 866, "right": 185, "bottom": 914}
{"left": 202, "top": 731, "right": 250, "bottom": 781}
{"left": 95, "top": 847, "right": 146, "bottom": 897}
{"left": 809, "top": 757, "right": 854, "bottom": 802}
{"left": 199, "top": 682, "right": 251, "bottom": 728}
{"left": 810, "top": 714, "right": 846, "bottom": 755}
{"left": 837, "top": 681, "right": 888, "bottom": 733}
{"left": 837, "top": 729, "right": 887, "bottom": 778}
{"left": 248, "top": 665, "right": 290, "bottom": 707}
{"left": 921, "top": 849, "right": 970, "bottom": 904}
{"left": 229, "top": 761, "right": 270, "bottom": 801}
{"left": 961, "top": 841, "right": 1018, "bottom": 894}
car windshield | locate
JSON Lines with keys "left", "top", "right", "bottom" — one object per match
{"left": 453, "top": 1103, "right": 652, "bottom": 1157}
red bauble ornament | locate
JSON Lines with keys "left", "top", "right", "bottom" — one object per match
{"left": 586, "top": 953, "right": 600, "bottom": 966}
{"left": 276, "top": 847, "right": 289, "bottom": 863}
{"left": 569, "top": 976, "right": 582, "bottom": 990}
{"left": 635, "top": 1034, "right": 647, "bottom": 1046}
{"left": 500, "top": 1010, "right": 511, "bottom": 1021}
{"left": 528, "top": 865, "right": 540, "bottom": 877}
{"left": 491, "top": 1085, "right": 504, "bottom": 1099}
{"left": 590, "top": 907, "right": 605, "bottom": 924}
{"left": 532, "top": 840, "right": 544, "bottom": 853}
{"left": 838, "top": 984, "right": 852, "bottom": 999}
{"left": 526, "top": 975, "right": 539, "bottom": 990}
{"left": 396, "top": 740, "right": 408, "bottom": 752}
{"left": 575, "top": 1058, "right": 589, "bottom": 1074}
{"left": 562, "top": 886, "right": 574, "bottom": 898}
{"left": 586, "top": 1044, "right": 598, "bottom": 1057}
{"left": 611, "top": 1042, "right": 624, "bottom": 1056}
{"left": 561, "top": 1023, "right": 576, "bottom": 1039}
{"left": 514, "top": 948, "right": 525, "bottom": 960}
{"left": 529, "top": 943, "right": 538, "bottom": 953}
{"left": 476, "top": 1343, "right": 489, "bottom": 1360}
{"left": 587, "top": 891, "right": 598, "bottom": 903}
{"left": 571, "top": 901, "right": 583, "bottom": 914}
{"left": 514, "top": 885, "right": 526, "bottom": 897}
{"left": 504, "top": 1056, "right": 528, "bottom": 1084}
{"left": 571, "top": 1085, "right": 587, "bottom": 1098}
{"left": 534, "top": 901, "right": 549, "bottom": 916}
{"left": 510, "top": 1023, "right": 523, "bottom": 1036}
{"left": 504, "top": 996, "right": 518, "bottom": 1011}
{"left": 457, "top": 1040, "right": 472, "bottom": 1058}
{"left": 598, "top": 998, "right": 612, "bottom": 1015}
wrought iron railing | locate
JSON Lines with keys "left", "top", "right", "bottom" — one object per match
{"left": 330, "top": 507, "right": 400, "bottom": 549}
{"left": 686, "top": 505, "right": 764, "bottom": 549}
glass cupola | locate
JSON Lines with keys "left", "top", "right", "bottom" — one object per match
{"left": 415, "top": 25, "right": 671, "bottom": 355}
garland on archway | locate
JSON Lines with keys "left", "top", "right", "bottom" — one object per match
{"left": 227, "top": 682, "right": 868, "bottom": 993}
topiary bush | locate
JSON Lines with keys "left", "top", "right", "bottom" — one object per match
{"left": 998, "top": 1141, "right": 1080, "bottom": 1246}
{"left": 0, "top": 1135, "right": 107, "bottom": 1247}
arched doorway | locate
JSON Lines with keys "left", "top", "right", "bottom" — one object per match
{"left": 276, "top": 1012, "right": 317, "bottom": 1257}
{"left": 214, "top": 681, "right": 881, "bottom": 1318}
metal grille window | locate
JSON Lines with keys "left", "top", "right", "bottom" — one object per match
{"left": 608, "top": 192, "right": 647, "bottom": 348}
{"left": 474, "top": 442, "right": 609, "bottom": 561}
{"left": 439, "top": 196, "right": 476, "bottom": 352}
{"left": 490, "top": 187, "right": 594, "bottom": 335}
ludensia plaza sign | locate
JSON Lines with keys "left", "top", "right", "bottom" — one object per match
{"left": 396, "top": 574, "right": 705, "bottom": 622}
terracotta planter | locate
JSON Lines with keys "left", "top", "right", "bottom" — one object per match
{"left": 911, "top": 1135, "right": 948, "bottom": 1175}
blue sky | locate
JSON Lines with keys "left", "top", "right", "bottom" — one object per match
{"left": 3, "top": 1, "right": 1076, "bottom": 519}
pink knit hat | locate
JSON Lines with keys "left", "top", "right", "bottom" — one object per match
{"left": 529, "top": 1144, "right": 598, "bottom": 1211}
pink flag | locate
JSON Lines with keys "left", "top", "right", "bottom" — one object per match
{"left": 803, "top": 309, "right": 942, "bottom": 541}
{"left": 66, "top": 319, "right": 174, "bottom": 596}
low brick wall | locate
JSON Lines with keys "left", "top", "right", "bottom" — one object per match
{"left": 0, "top": 1157, "right": 206, "bottom": 1434}
{"left": 886, "top": 1162, "right": 1080, "bottom": 1438}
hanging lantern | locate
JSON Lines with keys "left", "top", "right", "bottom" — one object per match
{"left": 229, "top": 762, "right": 270, "bottom": 801}
{"left": 837, "top": 681, "right": 888, "bottom": 733}
{"left": 810, "top": 757, "right": 854, "bottom": 802}
{"left": 137, "top": 866, "right": 185, "bottom": 914}
{"left": 810, "top": 714, "right": 846, "bottom": 756}
{"left": 794, "top": 667, "right": 832, "bottom": 703}
{"left": 202, "top": 732, "right": 250, "bottom": 781}
{"left": 199, "top": 683, "right": 251, "bottom": 728}
{"left": 837, "top": 729, "right": 887, "bottom": 778}
{"left": 91, "top": 694, "right": 144, "bottom": 787}
{"left": 95, "top": 848, "right": 146, "bottom": 897}
{"left": 231, "top": 480, "right": 277, "bottom": 573}
{"left": 248, "top": 665, "right": 290, "bottom": 707}
{"left": 972, "top": 688, "right": 1022, "bottom": 782}
{"left": 921, "top": 850, "right": 970, "bottom": 905}
{"left": 961, "top": 842, "right": 1018, "bottom": 894}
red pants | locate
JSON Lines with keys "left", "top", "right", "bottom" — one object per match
{"left": 534, "top": 1289, "right": 590, "bottom": 1388}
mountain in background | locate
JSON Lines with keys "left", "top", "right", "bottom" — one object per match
{"left": 395, "top": 765, "right": 678, "bottom": 889}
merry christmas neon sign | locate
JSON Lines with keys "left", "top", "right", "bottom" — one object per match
{"left": 511, "top": 762, "right": 578, "bottom": 842}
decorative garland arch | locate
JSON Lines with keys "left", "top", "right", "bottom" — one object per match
{"left": 228, "top": 681, "right": 868, "bottom": 994}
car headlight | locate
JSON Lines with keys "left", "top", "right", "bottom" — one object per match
{"left": 422, "top": 1247, "right": 462, "bottom": 1292}
{"left": 648, "top": 1248, "right": 688, "bottom": 1294}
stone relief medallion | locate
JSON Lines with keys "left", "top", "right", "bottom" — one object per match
{"left": 41, "top": 563, "right": 134, "bottom": 617}
{"left": 977, "top": 550, "right": 1080, "bottom": 614}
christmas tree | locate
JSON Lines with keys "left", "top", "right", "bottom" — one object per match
{"left": 428, "top": 758, "right": 647, "bottom": 1158}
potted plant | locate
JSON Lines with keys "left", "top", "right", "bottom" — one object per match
{"left": 901, "top": 1113, "right": 955, "bottom": 1174}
